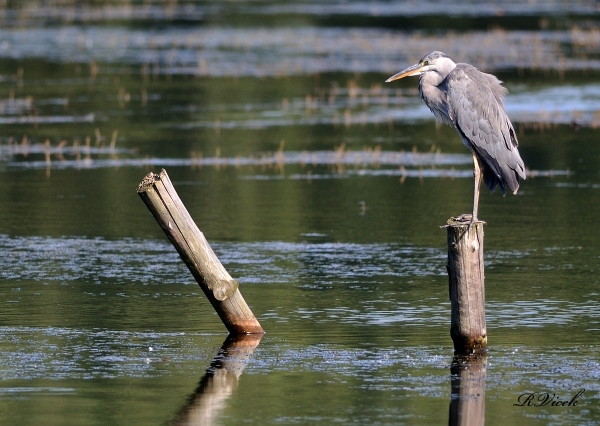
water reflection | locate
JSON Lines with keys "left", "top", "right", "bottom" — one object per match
{"left": 449, "top": 355, "right": 487, "bottom": 426}
{"left": 171, "top": 333, "right": 263, "bottom": 426}
{"left": 0, "top": 142, "right": 569, "bottom": 183}
{"left": 2, "top": 235, "right": 596, "bottom": 334}
{"left": 2, "top": 25, "right": 600, "bottom": 77}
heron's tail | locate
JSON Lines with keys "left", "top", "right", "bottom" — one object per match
{"left": 479, "top": 147, "right": 525, "bottom": 196}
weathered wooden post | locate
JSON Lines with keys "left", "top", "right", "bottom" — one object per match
{"left": 137, "top": 169, "right": 264, "bottom": 335}
{"left": 444, "top": 217, "right": 486, "bottom": 355}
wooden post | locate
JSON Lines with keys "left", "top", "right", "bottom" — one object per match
{"left": 449, "top": 355, "right": 487, "bottom": 426}
{"left": 137, "top": 169, "right": 264, "bottom": 335}
{"left": 444, "top": 218, "right": 486, "bottom": 355}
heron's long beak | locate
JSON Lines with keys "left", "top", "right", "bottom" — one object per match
{"left": 385, "top": 63, "right": 425, "bottom": 82}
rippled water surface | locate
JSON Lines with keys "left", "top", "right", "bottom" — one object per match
{"left": 1, "top": 1, "right": 600, "bottom": 425}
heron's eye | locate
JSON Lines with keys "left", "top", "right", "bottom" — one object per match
{"left": 422, "top": 60, "right": 429, "bottom": 66}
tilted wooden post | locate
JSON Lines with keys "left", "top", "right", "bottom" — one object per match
{"left": 137, "top": 169, "right": 264, "bottom": 335}
{"left": 444, "top": 218, "right": 487, "bottom": 355}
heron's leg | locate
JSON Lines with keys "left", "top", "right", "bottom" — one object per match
{"left": 471, "top": 153, "right": 482, "bottom": 224}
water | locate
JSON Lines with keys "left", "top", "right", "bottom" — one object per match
{"left": 1, "top": 1, "right": 600, "bottom": 425}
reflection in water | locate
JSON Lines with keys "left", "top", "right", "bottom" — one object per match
{"left": 172, "top": 334, "right": 263, "bottom": 426}
{"left": 449, "top": 355, "right": 486, "bottom": 426}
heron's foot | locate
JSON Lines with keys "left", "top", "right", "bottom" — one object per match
{"left": 454, "top": 213, "right": 478, "bottom": 224}
{"left": 455, "top": 213, "right": 473, "bottom": 223}
{"left": 453, "top": 214, "right": 486, "bottom": 232}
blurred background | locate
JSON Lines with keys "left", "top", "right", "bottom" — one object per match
{"left": 0, "top": 1, "right": 599, "bottom": 425}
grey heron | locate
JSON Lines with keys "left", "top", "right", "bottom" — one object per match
{"left": 385, "top": 51, "right": 525, "bottom": 225}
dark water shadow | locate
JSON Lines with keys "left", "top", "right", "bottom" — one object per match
{"left": 171, "top": 333, "right": 263, "bottom": 426}
{"left": 448, "top": 354, "right": 487, "bottom": 426}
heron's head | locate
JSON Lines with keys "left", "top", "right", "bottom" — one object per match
{"left": 385, "top": 51, "right": 456, "bottom": 83}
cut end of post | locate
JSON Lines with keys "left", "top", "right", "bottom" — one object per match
{"left": 137, "top": 170, "right": 162, "bottom": 193}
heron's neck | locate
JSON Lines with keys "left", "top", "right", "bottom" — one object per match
{"left": 418, "top": 70, "right": 453, "bottom": 125}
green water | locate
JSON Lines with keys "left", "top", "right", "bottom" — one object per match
{"left": 1, "top": 1, "right": 600, "bottom": 425}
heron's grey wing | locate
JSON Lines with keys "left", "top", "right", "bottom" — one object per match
{"left": 445, "top": 64, "right": 525, "bottom": 194}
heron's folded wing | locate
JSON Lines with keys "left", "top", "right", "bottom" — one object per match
{"left": 445, "top": 64, "right": 526, "bottom": 193}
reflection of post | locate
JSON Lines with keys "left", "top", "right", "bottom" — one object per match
{"left": 448, "top": 355, "right": 486, "bottom": 426}
{"left": 172, "top": 334, "right": 263, "bottom": 426}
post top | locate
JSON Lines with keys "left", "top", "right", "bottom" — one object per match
{"left": 136, "top": 169, "right": 168, "bottom": 193}
{"left": 136, "top": 172, "right": 160, "bottom": 193}
{"left": 441, "top": 215, "right": 486, "bottom": 229}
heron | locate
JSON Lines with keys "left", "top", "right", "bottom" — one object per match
{"left": 385, "top": 51, "right": 525, "bottom": 225}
